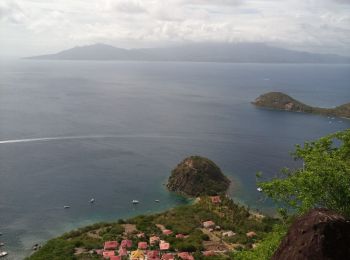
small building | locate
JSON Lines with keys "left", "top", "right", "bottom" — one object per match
{"left": 118, "top": 248, "right": 128, "bottom": 256}
{"left": 177, "top": 252, "right": 194, "bottom": 260}
{"left": 159, "top": 241, "right": 170, "bottom": 251}
{"left": 136, "top": 232, "right": 145, "bottom": 238}
{"left": 104, "top": 241, "right": 119, "bottom": 250}
{"left": 162, "top": 229, "right": 173, "bottom": 235}
{"left": 161, "top": 253, "right": 175, "bottom": 260}
{"left": 121, "top": 239, "right": 133, "bottom": 248}
{"left": 210, "top": 196, "right": 221, "bottom": 204}
{"left": 222, "top": 231, "right": 236, "bottom": 237}
{"left": 110, "top": 256, "right": 122, "bottom": 260}
{"left": 138, "top": 241, "right": 148, "bottom": 250}
{"left": 150, "top": 236, "right": 160, "bottom": 245}
{"left": 202, "top": 220, "right": 215, "bottom": 228}
{"left": 246, "top": 231, "right": 257, "bottom": 238}
{"left": 147, "top": 250, "right": 160, "bottom": 260}
{"left": 95, "top": 249, "right": 103, "bottom": 255}
{"left": 103, "top": 250, "right": 115, "bottom": 258}
{"left": 176, "top": 234, "right": 185, "bottom": 239}
{"left": 130, "top": 249, "right": 145, "bottom": 260}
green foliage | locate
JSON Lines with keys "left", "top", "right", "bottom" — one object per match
{"left": 29, "top": 195, "right": 278, "bottom": 259}
{"left": 167, "top": 156, "right": 230, "bottom": 197}
{"left": 233, "top": 224, "right": 287, "bottom": 260}
{"left": 259, "top": 129, "right": 350, "bottom": 217}
{"left": 27, "top": 238, "right": 76, "bottom": 260}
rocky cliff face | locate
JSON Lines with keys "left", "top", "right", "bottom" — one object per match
{"left": 167, "top": 156, "right": 230, "bottom": 197}
{"left": 252, "top": 92, "right": 350, "bottom": 118}
{"left": 272, "top": 208, "right": 350, "bottom": 260}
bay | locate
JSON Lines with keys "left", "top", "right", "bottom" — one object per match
{"left": 0, "top": 60, "right": 349, "bottom": 259}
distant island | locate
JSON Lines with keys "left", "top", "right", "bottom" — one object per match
{"left": 167, "top": 156, "right": 231, "bottom": 197}
{"left": 25, "top": 43, "right": 350, "bottom": 63}
{"left": 252, "top": 92, "right": 350, "bottom": 119}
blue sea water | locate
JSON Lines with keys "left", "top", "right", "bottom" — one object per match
{"left": 0, "top": 60, "right": 349, "bottom": 259}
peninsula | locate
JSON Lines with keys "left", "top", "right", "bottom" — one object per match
{"left": 167, "top": 156, "right": 231, "bottom": 197}
{"left": 252, "top": 92, "right": 350, "bottom": 119}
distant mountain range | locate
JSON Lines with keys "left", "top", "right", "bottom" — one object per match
{"left": 25, "top": 43, "right": 350, "bottom": 63}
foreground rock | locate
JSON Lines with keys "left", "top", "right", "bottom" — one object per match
{"left": 252, "top": 92, "right": 350, "bottom": 118}
{"left": 167, "top": 156, "right": 230, "bottom": 197}
{"left": 272, "top": 208, "right": 350, "bottom": 260}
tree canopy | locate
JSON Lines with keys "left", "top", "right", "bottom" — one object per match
{"left": 259, "top": 129, "right": 350, "bottom": 217}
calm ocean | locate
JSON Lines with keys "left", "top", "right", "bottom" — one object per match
{"left": 0, "top": 60, "right": 349, "bottom": 259}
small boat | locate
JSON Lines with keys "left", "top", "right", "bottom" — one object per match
{"left": 0, "top": 251, "right": 8, "bottom": 257}
{"left": 63, "top": 205, "right": 70, "bottom": 209}
{"left": 257, "top": 187, "right": 263, "bottom": 192}
{"left": 132, "top": 200, "right": 139, "bottom": 204}
{"left": 0, "top": 243, "right": 4, "bottom": 247}
{"left": 155, "top": 200, "right": 160, "bottom": 203}
{"left": 90, "top": 198, "right": 95, "bottom": 203}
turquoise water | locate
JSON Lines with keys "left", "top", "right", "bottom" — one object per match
{"left": 0, "top": 60, "right": 349, "bottom": 259}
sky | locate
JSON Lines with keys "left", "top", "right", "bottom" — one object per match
{"left": 1, "top": 0, "right": 350, "bottom": 57}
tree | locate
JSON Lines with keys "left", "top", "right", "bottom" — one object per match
{"left": 259, "top": 129, "right": 350, "bottom": 217}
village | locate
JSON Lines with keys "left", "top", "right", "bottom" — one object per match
{"left": 69, "top": 196, "right": 265, "bottom": 260}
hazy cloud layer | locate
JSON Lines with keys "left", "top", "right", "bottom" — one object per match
{"left": 1, "top": 0, "right": 349, "bottom": 56}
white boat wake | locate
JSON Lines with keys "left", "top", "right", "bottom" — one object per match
{"left": 0, "top": 134, "right": 186, "bottom": 145}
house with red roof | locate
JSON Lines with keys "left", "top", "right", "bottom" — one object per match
{"left": 210, "top": 196, "right": 221, "bottom": 204}
{"left": 177, "top": 252, "right": 194, "bottom": 260}
{"left": 147, "top": 250, "right": 160, "bottom": 260}
{"left": 104, "top": 241, "right": 119, "bottom": 250}
{"left": 161, "top": 253, "right": 174, "bottom": 260}
{"left": 159, "top": 241, "right": 170, "bottom": 251}
{"left": 118, "top": 248, "right": 128, "bottom": 256}
{"left": 102, "top": 250, "right": 115, "bottom": 258}
{"left": 120, "top": 239, "right": 132, "bottom": 248}
{"left": 138, "top": 241, "right": 148, "bottom": 250}
{"left": 109, "top": 256, "right": 121, "bottom": 260}
{"left": 95, "top": 249, "right": 103, "bottom": 255}
{"left": 162, "top": 229, "right": 173, "bottom": 235}
{"left": 202, "top": 220, "right": 215, "bottom": 228}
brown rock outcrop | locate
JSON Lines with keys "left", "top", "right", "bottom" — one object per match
{"left": 272, "top": 208, "right": 350, "bottom": 260}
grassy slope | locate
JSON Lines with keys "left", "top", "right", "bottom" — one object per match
{"left": 28, "top": 196, "right": 281, "bottom": 260}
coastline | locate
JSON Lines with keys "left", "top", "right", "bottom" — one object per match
{"left": 28, "top": 194, "right": 279, "bottom": 260}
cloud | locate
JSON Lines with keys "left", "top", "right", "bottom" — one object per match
{"left": 0, "top": 1, "right": 25, "bottom": 23}
{"left": 1, "top": 0, "right": 350, "bottom": 56}
{"left": 332, "top": 0, "right": 350, "bottom": 4}
{"left": 110, "top": 0, "right": 146, "bottom": 14}
{"left": 180, "top": 0, "right": 243, "bottom": 6}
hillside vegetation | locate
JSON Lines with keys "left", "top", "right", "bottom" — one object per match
{"left": 167, "top": 156, "right": 230, "bottom": 197}
{"left": 28, "top": 196, "right": 279, "bottom": 260}
{"left": 252, "top": 92, "right": 350, "bottom": 118}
